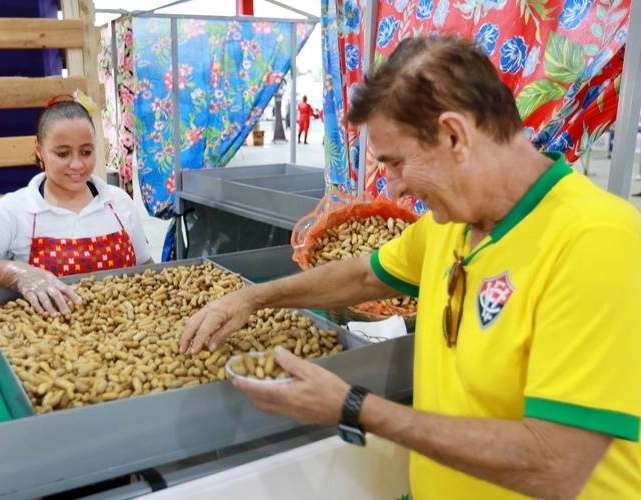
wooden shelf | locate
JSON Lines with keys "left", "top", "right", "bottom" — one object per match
{"left": 0, "top": 136, "right": 36, "bottom": 169}
{"left": 0, "top": 18, "right": 84, "bottom": 49}
{"left": 0, "top": 0, "right": 106, "bottom": 179}
{"left": 0, "top": 76, "right": 88, "bottom": 109}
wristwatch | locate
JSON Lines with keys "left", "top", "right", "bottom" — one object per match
{"left": 337, "top": 385, "right": 370, "bottom": 446}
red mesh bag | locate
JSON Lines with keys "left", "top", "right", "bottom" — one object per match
{"left": 291, "top": 191, "right": 419, "bottom": 325}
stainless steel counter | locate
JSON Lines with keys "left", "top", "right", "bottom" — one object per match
{"left": 0, "top": 257, "right": 414, "bottom": 498}
{"left": 179, "top": 163, "right": 324, "bottom": 231}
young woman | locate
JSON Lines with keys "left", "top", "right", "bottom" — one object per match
{"left": 0, "top": 96, "right": 152, "bottom": 316}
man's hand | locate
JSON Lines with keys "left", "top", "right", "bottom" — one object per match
{"left": 179, "top": 290, "right": 254, "bottom": 354}
{"left": 232, "top": 346, "right": 350, "bottom": 426}
{"left": 0, "top": 260, "right": 82, "bottom": 316}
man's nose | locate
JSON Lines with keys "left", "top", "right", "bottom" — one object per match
{"left": 386, "top": 170, "right": 405, "bottom": 197}
{"left": 387, "top": 180, "right": 406, "bottom": 198}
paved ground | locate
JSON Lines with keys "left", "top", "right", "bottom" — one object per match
{"left": 134, "top": 122, "right": 641, "bottom": 262}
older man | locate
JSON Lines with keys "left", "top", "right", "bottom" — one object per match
{"left": 180, "top": 35, "right": 641, "bottom": 499}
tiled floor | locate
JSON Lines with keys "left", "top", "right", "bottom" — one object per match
{"left": 133, "top": 122, "right": 641, "bottom": 262}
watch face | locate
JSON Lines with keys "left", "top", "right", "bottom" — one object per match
{"left": 337, "top": 423, "right": 367, "bottom": 446}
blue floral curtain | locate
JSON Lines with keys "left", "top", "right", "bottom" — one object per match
{"left": 132, "top": 18, "right": 314, "bottom": 259}
{"left": 321, "top": 1, "right": 352, "bottom": 192}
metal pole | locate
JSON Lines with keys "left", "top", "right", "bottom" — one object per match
{"left": 356, "top": 0, "right": 379, "bottom": 194}
{"left": 607, "top": 0, "right": 641, "bottom": 197}
{"left": 289, "top": 22, "right": 297, "bottom": 164}
{"left": 171, "top": 18, "right": 184, "bottom": 259}
{"left": 110, "top": 20, "right": 119, "bottom": 141}
{"left": 134, "top": 12, "right": 310, "bottom": 23}
{"left": 95, "top": 8, "right": 128, "bottom": 14}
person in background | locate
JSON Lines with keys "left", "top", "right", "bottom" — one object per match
{"left": 180, "top": 35, "right": 641, "bottom": 499}
{"left": 0, "top": 95, "right": 152, "bottom": 316}
{"left": 285, "top": 100, "right": 291, "bottom": 130}
{"left": 296, "top": 95, "right": 318, "bottom": 144}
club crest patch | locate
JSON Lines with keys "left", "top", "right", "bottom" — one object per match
{"left": 477, "top": 272, "right": 514, "bottom": 328}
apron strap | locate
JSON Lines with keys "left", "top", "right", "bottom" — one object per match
{"left": 31, "top": 213, "right": 37, "bottom": 239}
{"left": 108, "top": 202, "right": 126, "bottom": 231}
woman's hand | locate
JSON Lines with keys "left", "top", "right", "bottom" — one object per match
{"left": 0, "top": 260, "right": 82, "bottom": 316}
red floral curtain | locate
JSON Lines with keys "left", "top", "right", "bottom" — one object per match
{"left": 323, "top": 0, "right": 631, "bottom": 196}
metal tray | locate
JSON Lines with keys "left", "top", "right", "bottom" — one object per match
{"left": 182, "top": 163, "right": 321, "bottom": 182}
{"left": 179, "top": 163, "right": 324, "bottom": 230}
{"left": 0, "top": 258, "right": 367, "bottom": 417}
{"left": 231, "top": 172, "right": 325, "bottom": 191}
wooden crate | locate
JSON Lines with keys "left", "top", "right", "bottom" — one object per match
{"left": 0, "top": 0, "right": 106, "bottom": 179}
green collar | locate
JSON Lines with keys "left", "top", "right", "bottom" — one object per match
{"left": 462, "top": 152, "right": 572, "bottom": 265}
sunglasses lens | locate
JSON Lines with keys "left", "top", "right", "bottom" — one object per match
{"left": 443, "top": 253, "right": 466, "bottom": 348}
{"left": 443, "top": 306, "right": 450, "bottom": 341}
{"left": 447, "top": 264, "right": 459, "bottom": 295}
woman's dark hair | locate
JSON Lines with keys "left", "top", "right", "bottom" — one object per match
{"left": 36, "top": 97, "right": 95, "bottom": 142}
{"left": 347, "top": 35, "right": 523, "bottom": 145}
{"left": 34, "top": 96, "right": 95, "bottom": 167}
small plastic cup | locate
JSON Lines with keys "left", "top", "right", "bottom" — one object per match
{"left": 225, "top": 351, "right": 294, "bottom": 384}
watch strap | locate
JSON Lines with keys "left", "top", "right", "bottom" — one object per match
{"left": 340, "top": 385, "right": 370, "bottom": 429}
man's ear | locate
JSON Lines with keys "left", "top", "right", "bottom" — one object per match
{"left": 438, "top": 111, "right": 472, "bottom": 161}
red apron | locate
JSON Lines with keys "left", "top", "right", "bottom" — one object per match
{"left": 28, "top": 203, "right": 136, "bottom": 277}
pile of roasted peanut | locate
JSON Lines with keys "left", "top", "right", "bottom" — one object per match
{"left": 308, "top": 215, "right": 410, "bottom": 266}
{"left": 307, "top": 215, "right": 418, "bottom": 315}
{"left": 0, "top": 262, "right": 342, "bottom": 414}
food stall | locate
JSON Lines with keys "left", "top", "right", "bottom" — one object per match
{"left": 2, "top": 0, "right": 639, "bottom": 496}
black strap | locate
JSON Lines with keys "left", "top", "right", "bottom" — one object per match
{"left": 137, "top": 468, "right": 167, "bottom": 491}
{"left": 174, "top": 206, "right": 195, "bottom": 218}
{"left": 175, "top": 206, "right": 196, "bottom": 258}
{"left": 341, "top": 385, "right": 370, "bottom": 429}
{"left": 87, "top": 181, "right": 98, "bottom": 197}
{"left": 39, "top": 179, "right": 98, "bottom": 198}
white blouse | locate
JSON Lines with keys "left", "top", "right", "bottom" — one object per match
{"left": 0, "top": 173, "right": 152, "bottom": 265}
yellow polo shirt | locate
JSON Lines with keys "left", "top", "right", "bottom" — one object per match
{"left": 372, "top": 153, "right": 641, "bottom": 499}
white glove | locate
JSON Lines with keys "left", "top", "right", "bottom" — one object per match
{"left": 0, "top": 260, "right": 82, "bottom": 316}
